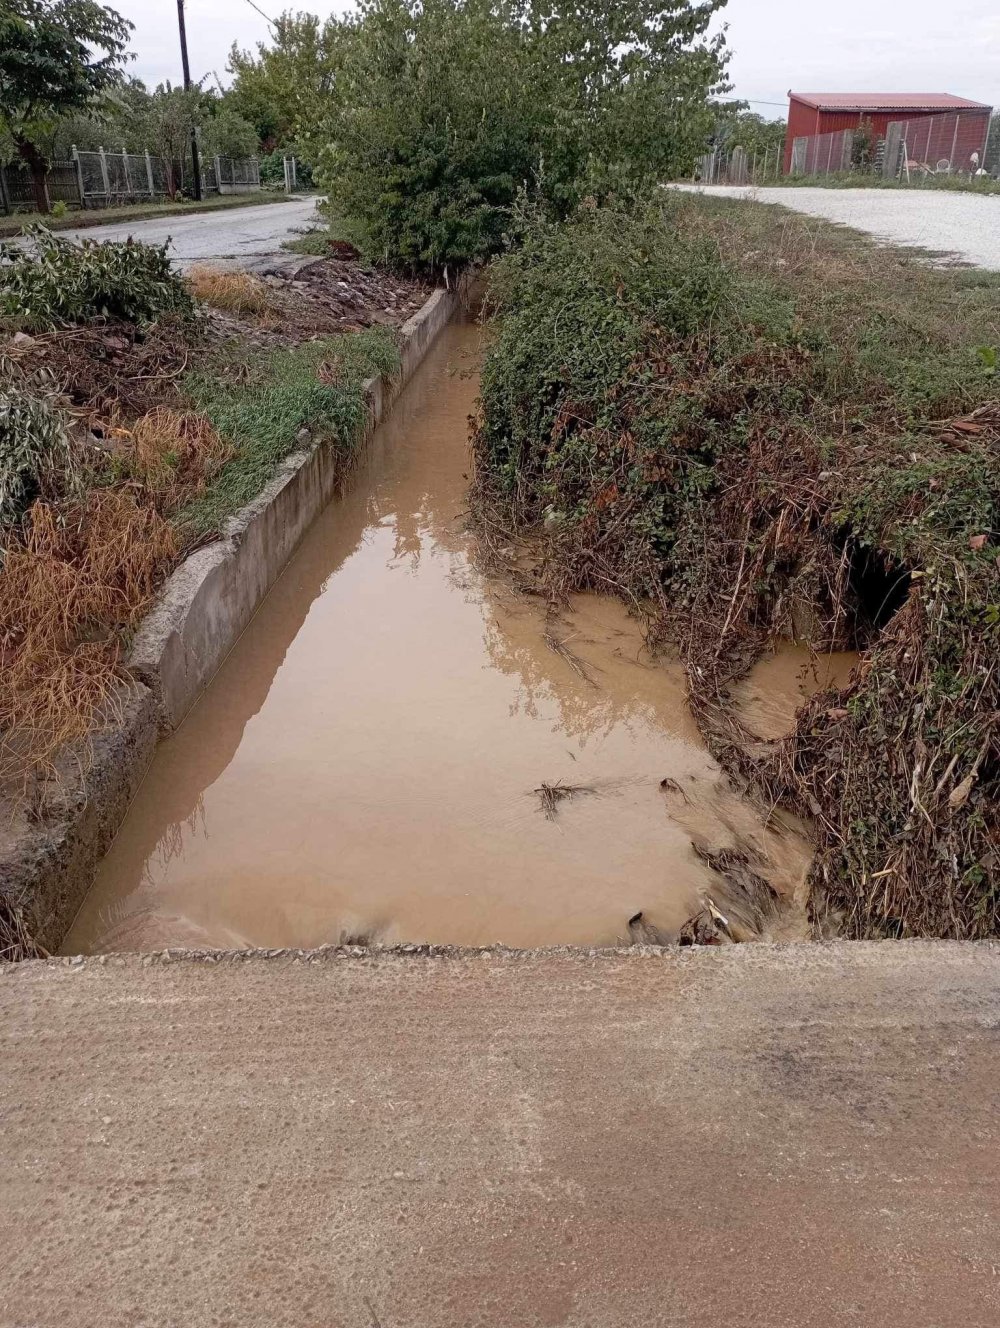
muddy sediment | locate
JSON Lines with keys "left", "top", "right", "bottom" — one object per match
{"left": 64, "top": 320, "right": 829, "bottom": 954}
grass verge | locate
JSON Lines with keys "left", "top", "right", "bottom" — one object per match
{"left": 180, "top": 328, "right": 399, "bottom": 536}
{"left": 472, "top": 195, "right": 1000, "bottom": 939}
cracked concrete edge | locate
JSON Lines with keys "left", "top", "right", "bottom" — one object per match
{"left": 0, "top": 683, "right": 159, "bottom": 956}
{"left": 1, "top": 282, "right": 466, "bottom": 959}
{"left": 128, "top": 283, "right": 463, "bottom": 733}
{"left": 5, "top": 936, "right": 998, "bottom": 976}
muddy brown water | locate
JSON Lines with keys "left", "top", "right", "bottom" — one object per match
{"left": 64, "top": 319, "right": 840, "bottom": 954}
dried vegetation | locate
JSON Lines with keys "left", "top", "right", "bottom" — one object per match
{"left": 0, "top": 491, "right": 176, "bottom": 780}
{"left": 186, "top": 266, "right": 274, "bottom": 318}
{"left": 0, "top": 233, "right": 416, "bottom": 800}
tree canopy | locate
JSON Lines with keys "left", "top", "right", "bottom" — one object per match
{"left": 227, "top": 11, "right": 349, "bottom": 155}
{"left": 316, "top": 0, "right": 729, "bottom": 270}
{"left": 0, "top": 0, "right": 131, "bottom": 206}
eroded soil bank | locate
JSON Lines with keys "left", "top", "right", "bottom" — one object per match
{"left": 64, "top": 320, "right": 824, "bottom": 953}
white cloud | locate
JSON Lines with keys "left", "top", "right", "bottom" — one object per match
{"left": 113, "top": 0, "right": 998, "bottom": 115}
{"left": 721, "top": 0, "right": 998, "bottom": 116}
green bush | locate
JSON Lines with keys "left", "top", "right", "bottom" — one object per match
{"left": 0, "top": 227, "right": 192, "bottom": 329}
{"left": 317, "top": 0, "right": 727, "bottom": 271}
{"left": 0, "top": 364, "right": 77, "bottom": 525}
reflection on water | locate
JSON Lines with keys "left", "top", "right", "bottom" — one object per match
{"left": 63, "top": 320, "right": 813, "bottom": 953}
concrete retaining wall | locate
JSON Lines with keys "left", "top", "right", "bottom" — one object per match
{"left": 0, "top": 284, "right": 462, "bottom": 955}
{"left": 130, "top": 285, "right": 461, "bottom": 731}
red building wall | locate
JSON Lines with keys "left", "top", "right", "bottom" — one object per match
{"left": 783, "top": 98, "right": 992, "bottom": 173}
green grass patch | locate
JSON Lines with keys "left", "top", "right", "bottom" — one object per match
{"left": 179, "top": 328, "right": 399, "bottom": 536}
{"left": 282, "top": 228, "right": 332, "bottom": 256}
{"left": 282, "top": 210, "right": 372, "bottom": 257}
{"left": 768, "top": 171, "right": 1000, "bottom": 196}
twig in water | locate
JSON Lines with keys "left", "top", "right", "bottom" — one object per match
{"left": 533, "top": 781, "right": 597, "bottom": 819}
{"left": 542, "top": 627, "right": 599, "bottom": 687}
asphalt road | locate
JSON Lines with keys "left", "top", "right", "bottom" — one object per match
{"left": 677, "top": 183, "right": 1000, "bottom": 269}
{"left": 55, "top": 195, "right": 322, "bottom": 269}
{"left": 3, "top": 941, "right": 999, "bottom": 1327}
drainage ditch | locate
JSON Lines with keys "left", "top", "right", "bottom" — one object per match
{"left": 62, "top": 316, "right": 851, "bottom": 953}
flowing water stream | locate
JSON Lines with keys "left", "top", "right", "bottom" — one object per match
{"left": 63, "top": 318, "right": 838, "bottom": 954}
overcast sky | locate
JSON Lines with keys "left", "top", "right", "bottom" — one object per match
{"left": 117, "top": 0, "right": 999, "bottom": 115}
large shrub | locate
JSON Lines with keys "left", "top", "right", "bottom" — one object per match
{"left": 316, "top": 0, "right": 728, "bottom": 270}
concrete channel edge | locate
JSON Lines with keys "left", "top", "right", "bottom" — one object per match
{"left": 0, "top": 282, "right": 464, "bottom": 956}
{"left": 129, "top": 283, "right": 463, "bottom": 731}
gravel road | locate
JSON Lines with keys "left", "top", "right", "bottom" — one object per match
{"left": 54, "top": 195, "right": 322, "bottom": 270}
{"left": 677, "top": 184, "right": 1000, "bottom": 269}
{"left": 3, "top": 942, "right": 999, "bottom": 1326}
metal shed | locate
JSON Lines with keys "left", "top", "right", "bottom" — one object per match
{"left": 783, "top": 93, "right": 992, "bottom": 173}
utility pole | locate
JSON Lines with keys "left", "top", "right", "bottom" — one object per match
{"left": 176, "top": 0, "right": 203, "bottom": 201}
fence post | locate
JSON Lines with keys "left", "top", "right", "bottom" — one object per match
{"left": 882, "top": 123, "right": 902, "bottom": 178}
{"left": 121, "top": 148, "right": 132, "bottom": 198}
{"left": 0, "top": 164, "right": 9, "bottom": 216}
{"left": 98, "top": 146, "right": 109, "bottom": 200}
{"left": 977, "top": 114, "right": 993, "bottom": 173}
{"left": 214, "top": 155, "right": 222, "bottom": 194}
{"left": 71, "top": 145, "right": 86, "bottom": 207}
{"left": 145, "top": 149, "right": 154, "bottom": 196}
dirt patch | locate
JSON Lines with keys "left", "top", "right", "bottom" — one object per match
{"left": 195, "top": 256, "right": 434, "bottom": 347}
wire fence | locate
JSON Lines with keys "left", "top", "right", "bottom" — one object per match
{"left": 694, "top": 143, "right": 785, "bottom": 186}
{"left": 788, "top": 111, "right": 995, "bottom": 181}
{"left": 214, "top": 156, "right": 261, "bottom": 192}
{"left": 0, "top": 148, "right": 262, "bottom": 215}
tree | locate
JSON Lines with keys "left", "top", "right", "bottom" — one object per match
{"left": 227, "top": 11, "right": 348, "bottom": 157}
{"left": 316, "top": 0, "right": 729, "bottom": 270}
{"left": 201, "top": 104, "right": 259, "bottom": 162}
{"left": 133, "top": 83, "right": 202, "bottom": 196}
{"left": 712, "top": 106, "right": 786, "bottom": 161}
{"left": 0, "top": 0, "right": 131, "bottom": 211}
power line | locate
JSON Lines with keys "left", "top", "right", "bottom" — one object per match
{"left": 717, "top": 96, "right": 789, "bottom": 108}
{"left": 242, "top": 0, "right": 275, "bottom": 26}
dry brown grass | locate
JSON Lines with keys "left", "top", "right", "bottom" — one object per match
{"left": 186, "top": 266, "right": 273, "bottom": 318}
{"left": 0, "top": 490, "right": 178, "bottom": 779}
{"left": 113, "top": 406, "right": 232, "bottom": 513}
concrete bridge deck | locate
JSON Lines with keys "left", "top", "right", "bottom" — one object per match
{"left": 2, "top": 942, "right": 998, "bottom": 1326}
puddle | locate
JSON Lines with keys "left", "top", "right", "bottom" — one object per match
{"left": 732, "top": 646, "right": 859, "bottom": 740}
{"left": 63, "top": 319, "right": 815, "bottom": 953}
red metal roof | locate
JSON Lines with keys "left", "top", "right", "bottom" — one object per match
{"left": 789, "top": 92, "right": 992, "bottom": 112}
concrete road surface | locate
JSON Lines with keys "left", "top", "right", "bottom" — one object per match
{"left": 677, "top": 184, "right": 1000, "bottom": 270}
{"left": 3, "top": 942, "right": 999, "bottom": 1327}
{"left": 54, "top": 196, "right": 322, "bottom": 270}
